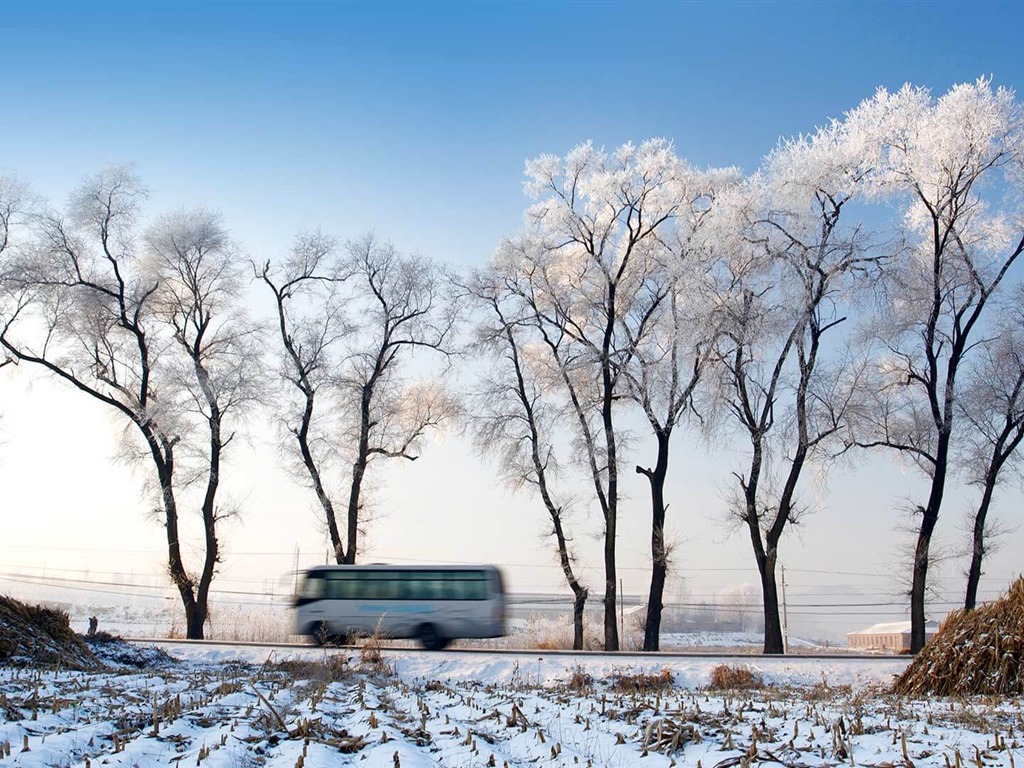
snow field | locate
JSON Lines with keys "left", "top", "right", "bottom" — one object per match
{"left": 0, "top": 644, "right": 1021, "bottom": 768}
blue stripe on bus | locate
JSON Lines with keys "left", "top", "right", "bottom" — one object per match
{"left": 357, "top": 605, "right": 436, "bottom": 613}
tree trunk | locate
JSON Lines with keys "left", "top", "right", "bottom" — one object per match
{"left": 192, "top": 404, "right": 222, "bottom": 641}
{"left": 345, "top": 453, "right": 367, "bottom": 565}
{"left": 603, "top": 525, "right": 618, "bottom": 651}
{"left": 965, "top": 474, "right": 997, "bottom": 611}
{"left": 911, "top": 444, "right": 948, "bottom": 652}
{"left": 345, "top": 385, "right": 373, "bottom": 565}
{"left": 550, "top": 514, "right": 588, "bottom": 650}
{"left": 909, "top": 510, "right": 937, "bottom": 652}
{"left": 640, "top": 431, "right": 670, "bottom": 652}
{"left": 601, "top": 283, "right": 621, "bottom": 652}
{"left": 185, "top": 602, "right": 207, "bottom": 639}
{"left": 147, "top": 430, "right": 203, "bottom": 640}
{"left": 741, "top": 431, "right": 780, "bottom": 654}
{"left": 757, "top": 552, "right": 784, "bottom": 654}
{"left": 965, "top": 443, "right": 1014, "bottom": 610}
{"left": 297, "top": 393, "right": 345, "bottom": 564}
{"left": 643, "top": 557, "right": 666, "bottom": 652}
{"left": 571, "top": 584, "right": 588, "bottom": 651}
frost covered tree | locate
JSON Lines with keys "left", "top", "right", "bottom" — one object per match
{"left": 262, "top": 233, "right": 458, "bottom": 565}
{"left": 337, "top": 235, "right": 459, "bottom": 564}
{"left": 0, "top": 175, "right": 28, "bottom": 262}
{"left": 0, "top": 168, "right": 253, "bottom": 638}
{"left": 502, "top": 139, "right": 694, "bottom": 650}
{"left": 0, "top": 175, "right": 30, "bottom": 368}
{"left": 465, "top": 266, "right": 590, "bottom": 649}
{"left": 713, "top": 124, "right": 873, "bottom": 654}
{"left": 618, "top": 166, "right": 738, "bottom": 651}
{"left": 259, "top": 233, "right": 351, "bottom": 562}
{"left": 955, "top": 293, "right": 1024, "bottom": 610}
{"left": 146, "top": 208, "right": 263, "bottom": 636}
{"left": 847, "top": 79, "right": 1024, "bottom": 651}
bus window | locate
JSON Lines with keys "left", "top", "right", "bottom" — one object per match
{"left": 405, "top": 571, "right": 448, "bottom": 600}
{"left": 298, "top": 573, "right": 325, "bottom": 600}
{"left": 326, "top": 573, "right": 362, "bottom": 599}
{"left": 447, "top": 572, "right": 486, "bottom": 599}
{"left": 467, "top": 578, "right": 487, "bottom": 600}
{"left": 363, "top": 573, "right": 400, "bottom": 600}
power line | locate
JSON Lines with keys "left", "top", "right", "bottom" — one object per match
{"left": 0, "top": 575, "right": 175, "bottom": 601}
{"left": 4, "top": 547, "right": 1018, "bottom": 585}
{"left": 0, "top": 573, "right": 285, "bottom": 600}
{"left": 0, "top": 562, "right": 290, "bottom": 587}
{"left": 0, "top": 575, "right": 293, "bottom": 608}
{"left": 0, "top": 573, "right": 282, "bottom": 598}
{"left": 1, "top": 571, "right": 998, "bottom": 616}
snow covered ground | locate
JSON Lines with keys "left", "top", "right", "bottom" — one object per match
{"left": 0, "top": 641, "right": 1020, "bottom": 768}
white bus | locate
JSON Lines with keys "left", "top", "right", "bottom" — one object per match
{"left": 294, "top": 564, "right": 506, "bottom": 650}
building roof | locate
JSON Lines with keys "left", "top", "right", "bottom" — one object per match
{"left": 848, "top": 620, "right": 940, "bottom": 636}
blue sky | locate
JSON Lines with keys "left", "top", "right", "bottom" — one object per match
{"left": 3, "top": 1, "right": 1024, "bottom": 639}
{"left": 4, "top": 1, "right": 1023, "bottom": 266}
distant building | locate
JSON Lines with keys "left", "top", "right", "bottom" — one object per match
{"left": 847, "top": 620, "right": 940, "bottom": 652}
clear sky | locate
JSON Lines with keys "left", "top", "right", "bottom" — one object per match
{"left": 2, "top": 0, "right": 1024, "bottom": 641}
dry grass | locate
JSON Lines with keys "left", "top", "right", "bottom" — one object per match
{"left": 0, "top": 595, "right": 99, "bottom": 670}
{"left": 512, "top": 615, "right": 605, "bottom": 651}
{"left": 165, "top": 601, "right": 296, "bottom": 642}
{"left": 563, "top": 663, "right": 594, "bottom": 693}
{"left": 801, "top": 678, "right": 854, "bottom": 703}
{"left": 611, "top": 667, "right": 673, "bottom": 694}
{"left": 708, "top": 663, "right": 765, "bottom": 691}
{"left": 357, "top": 618, "right": 393, "bottom": 675}
{"left": 894, "top": 577, "right": 1024, "bottom": 696}
{"left": 505, "top": 614, "right": 646, "bottom": 651}
{"left": 204, "top": 603, "right": 297, "bottom": 643}
{"left": 271, "top": 655, "right": 351, "bottom": 683}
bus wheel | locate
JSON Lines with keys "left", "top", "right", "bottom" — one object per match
{"left": 418, "top": 623, "right": 447, "bottom": 651}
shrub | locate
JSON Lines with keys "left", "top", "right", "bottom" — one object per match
{"left": 564, "top": 663, "right": 594, "bottom": 692}
{"left": 708, "top": 664, "right": 765, "bottom": 691}
{"left": 358, "top": 618, "right": 393, "bottom": 675}
{"left": 611, "top": 667, "right": 673, "bottom": 694}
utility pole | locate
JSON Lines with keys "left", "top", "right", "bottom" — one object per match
{"left": 780, "top": 564, "right": 790, "bottom": 655}
{"left": 619, "top": 578, "right": 625, "bottom": 648}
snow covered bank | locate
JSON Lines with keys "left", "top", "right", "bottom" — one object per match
{"left": 0, "top": 641, "right": 1018, "bottom": 768}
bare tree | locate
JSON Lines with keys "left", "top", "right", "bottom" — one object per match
{"left": 714, "top": 125, "right": 873, "bottom": 654}
{"left": 465, "top": 268, "right": 589, "bottom": 649}
{"left": 337, "top": 234, "right": 459, "bottom": 564}
{"left": 502, "top": 140, "right": 691, "bottom": 650}
{"left": 259, "top": 233, "right": 351, "bottom": 561}
{"left": 0, "top": 168, "right": 212, "bottom": 637}
{"left": 262, "top": 233, "right": 458, "bottom": 565}
{"left": 146, "top": 208, "right": 262, "bottom": 636}
{"left": 0, "top": 176, "right": 29, "bottom": 260}
{"left": 956, "top": 294, "right": 1024, "bottom": 610}
{"left": 619, "top": 167, "right": 736, "bottom": 651}
{"left": 0, "top": 175, "right": 30, "bottom": 368}
{"left": 847, "top": 79, "right": 1024, "bottom": 651}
